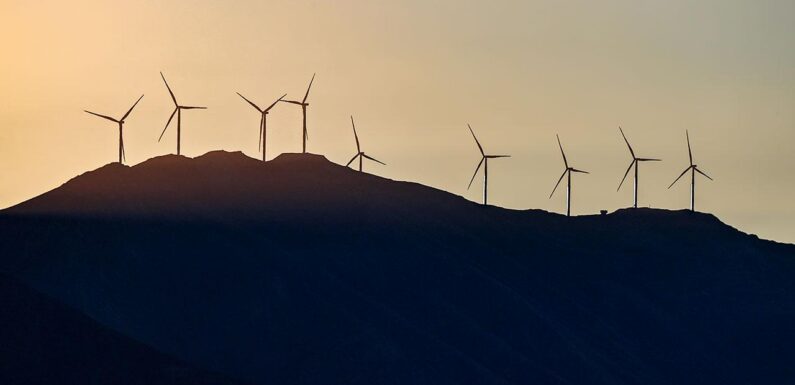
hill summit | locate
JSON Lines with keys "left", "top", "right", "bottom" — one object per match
{"left": 7, "top": 151, "right": 478, "bottom": 221}
{"left": 4, "top": 150, "right": 743, "bottom": 230}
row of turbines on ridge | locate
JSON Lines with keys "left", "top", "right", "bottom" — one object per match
{"left": 84, "top": 72, "right": 713, "bottom": 217}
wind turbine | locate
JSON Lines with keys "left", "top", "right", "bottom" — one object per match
{"left": 617, "top": 126, "right": 661, "bottom": 208}
{"left": 467, "top": 124, "right": 510, "bottom": 206}
{"left": 668, "top": 130, "right": 713, "bottom": 211}
{"left": 158, "top": 72, "right": 206, "bottom": 156}
{"left": 84, "top": 94, "right": 144, "bottom": 165}
{"left": 236, "top": 92, "right": 286, "bottom": 161}
{"left": 281, "top": 73, "right": 315, "bottom": 153}
{"left": 345, "top": 116, "right": 385, "bottom": 172}
{"left": 550, "top": 135, "right": 589, "bottom": 217}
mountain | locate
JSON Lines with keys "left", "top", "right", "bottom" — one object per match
{"left": 1, "top": 151, "right": 794, "bottom": 385}
{"left": 0, "top": 273, "right": 245, "bottom": 385}
{"left": 6, "top": 150, "right": 470, "bottom": 221}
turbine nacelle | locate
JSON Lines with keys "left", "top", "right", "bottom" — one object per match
{"left": 282, "top": 100, "right": 308, "bottom": 107}
{"left": 346, "top": 116, "right": 385, "bottom": 172}
{"left": 345, "top": 152, "right": 386, "bottom": 166}
{"left": 668, "top": 130, "right": 713, "bottom": 211}
{"left": 236, "top": 92, "right": 286, "bottom": 159}
{"left": 84, "top": 94, "right": 144, "bottom": 165}
{"left": 550, "top": 134, "right": 587, "bottom": 216}
{"left": 466, "top": 124, "right": 509, "bottom": 206}
{"left": 616, "top": 127, "right": 661, "bottom": 197}
{"left": 282, "top": 74, "right": 315, "bottom": 153}
{"left": 158, "top": 73, "right": 206, "bottom": 155}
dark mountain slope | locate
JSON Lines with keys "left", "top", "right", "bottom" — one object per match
{"left": 1, "top": 151, "right": 794, "bottom": 385}
{"left": 0, "top": 273, "right": 245, "bottom": 385}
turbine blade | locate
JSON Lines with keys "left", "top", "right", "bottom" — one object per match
{"left": 264, "top": 93, "right": 287, "bottom": 112}
{"left": 556, "top": 134, "right": 568, "bottom": 168}
{"left": 345, "top": 153, "right": 360, "bottom": 167}
{"left": 487, "top": 155, "right": 510, "bottom": 158}
{"left": 362, "top": 153, "right": 385, "bottom": 165}
{"left": 619, "top": 126, "right": 635, "bottom": 158}
{"left": 549, "top": 169, "right": 567, "bottom": 198}
{"left": 350, "top": 116, "right": 360, "bottom": 153}
{"left": 695, "top": 167, "right": 713, "bottom": 181}
{"left": 467, "top": 124, "right": 484, "bottom": 156}
{"left": 571, "top": 168, "right": 589, "bottom": 174}
{"left": 467, "top": 158, "right": 485, "bottom": 190}
{"left": 686, "top": 130, "right": 693, "bottom": 166}
{"left": 160, "top": 72, "right": 178, "bottom": 106}
{"left": 637, "top": 158, "right": 661, "bottom": 162}
{"left": 158, "top": 108, "right": 177, "bottom": 142}
{"left": 181, "top": 106, "right": 206, "bottom": 110}
{"left": 302, "top": 73, "right": 315, "bottom": 103}
{"left": 84, "top": 110, "right": 118, "bottom": 123}
{"left": 281, "top": 100, "right": 303, "bottom": 105}
{"left": 617, "top": 160, "right": 635, "bottom": 191}
{"left": 237, "top": 92, "right": 262, "bottom": 112}
{"left": 668, "top": 167, "right": 691, "bottom": 189}
{"left": 121, "top": 136, "right": 126, "bottom": 162}
{"left": 121, "top": 94, "right": 144, "bottom": 121}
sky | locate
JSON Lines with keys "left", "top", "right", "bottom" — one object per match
{"left": 1, "top": 0, "right": 793, "bottom": 243}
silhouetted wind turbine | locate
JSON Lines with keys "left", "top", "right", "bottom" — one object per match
{"left": 345, "top": 116, "right": 385, "bottom": 172}
{"left": 668, "top": 130, "right": 713, "bottom": 211}
{"left": 236, "top": 92, "right": 286, "bottom": 161}
{"left": 84, "top": 94, "right": 144, "bottom": 165}
{"left": 467, "top": 124, "right": 510, "bottom": 206}
{"left": 281, "top": 73, "right": 315, "bottom": 153}
{"left": 158, "top": 72, "right": 206, "bottom": 156}
{"left": 617, "top": 126, "right": 661, "bottom": 208}
{"left": 550, "top": 135, "right": 589, "bottom": 217}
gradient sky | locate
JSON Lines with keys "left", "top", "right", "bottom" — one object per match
{"left": 1, "top": 0, "right": 793, "bottom": 242}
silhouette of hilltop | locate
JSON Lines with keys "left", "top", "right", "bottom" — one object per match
{"left": 7, "top": 151, "right": 473, "bottom": 221}
{"left": 1, "top": 151, "right": 794, "bottom": 385}
{"left": 5, "top": 150, "right": 755, "bottom": 238}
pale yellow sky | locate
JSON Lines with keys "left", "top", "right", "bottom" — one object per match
{"left": 1, "top": 0, "right": 793, "bottom": 242}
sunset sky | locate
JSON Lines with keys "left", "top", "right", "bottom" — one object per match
{"left": 1, "top": 0, "right": 793, "bottom": 242}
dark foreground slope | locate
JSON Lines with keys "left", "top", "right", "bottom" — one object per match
{"left": 2, "top": 151, "right": 794, "bottom": 385}
{"left": 0, "top": 274, "right": 244, "bottom": 385}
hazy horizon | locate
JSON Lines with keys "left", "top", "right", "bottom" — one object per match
{"left": 1, "top": 0, "right": 793, "bottom": 243}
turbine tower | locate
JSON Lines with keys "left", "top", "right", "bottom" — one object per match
{"left": 84, "top": 94, "right": 144, "bottom": 165}
{"left": 236, "top": 92, "right": 286, "bottom": 161}
{"left": 617, "top": 126, "right": 661, "bottom": 208}
{"left": 281, "top": 73, "right": 315, "bottom": 154}
{"left": 669, "top": 130, "right": 713, "bottom": 211}
{"left": 158, "top": 72, "right": 206, "bottom": 156}
{"left": 467, "top": 124, "right": 510, "bottom": 206}
{"left": 550, "top": 134, "right": 589, "bottom": 217}
{"left": 345, "top": 116, "right": 385, "bottom": 172}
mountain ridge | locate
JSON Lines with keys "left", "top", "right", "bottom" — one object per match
{"left": 1, "top": 149, "right": 794, "bottom": 385}
{"left": 4, "top": 150, "right": 773, "bottom": 243}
